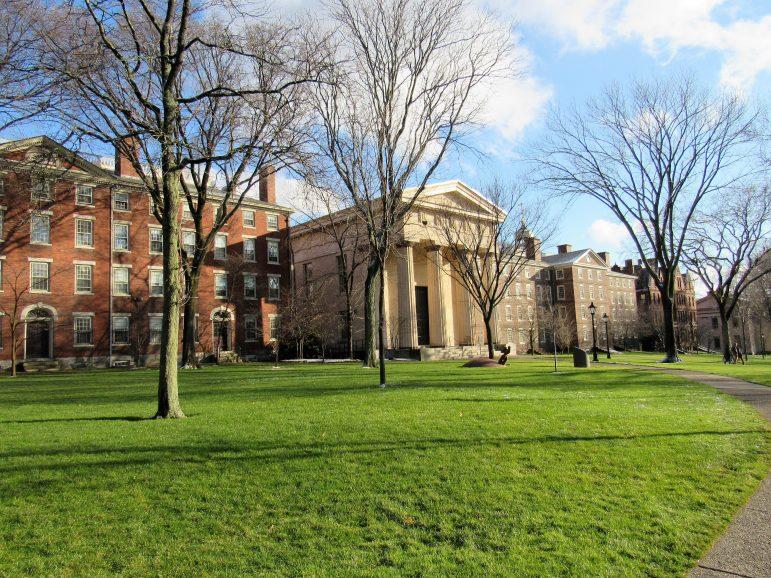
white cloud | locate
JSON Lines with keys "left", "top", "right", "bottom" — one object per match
{"left": 586, "top": 218, "right": 631, "bottom": 249}
{"left": 481, "top": 73, "right": 554, "bottom": 143}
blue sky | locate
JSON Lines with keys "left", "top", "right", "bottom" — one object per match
{"left": 277, "top": 0, "right": 771, "bottom": 272}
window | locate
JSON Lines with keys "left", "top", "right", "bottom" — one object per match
{"left": 269, "top": 314, "right": 279, "bottom": 340}
{"left": 557, "top": 285, "right": 565, "bottom": 300}
{"left": 589, "top": 287, "right": 594, "bottom": 300}
{"left": 30, "top": 213, "right": 50, "bottom": 244}
{"left": 149, "top": 269, "right": 163, "bottom": 297}
{"left": 587, "top": 269, "right": 593, "bottom": 281}
{"left": 113, "top": 267, "right": 130, "bottom": 295}
{"left": 76, "top": 185, "right": 93, "bottom": 205}
{"left": 596, "top": 271, "right": 602, "bottom": 282}
{"left": 214, "top": 234, "right": 227, "bottom": 260}
{"left": 555, "top": 269, "right": 564, "bottom": 280}
{"left": 524, "top": 267, "right": 530, "bottom": 279}
{"left": 75, "top": 264, "right": 93, "bottom": 293}
{"left": 30, "top": 261, "right": 50, "bottom": 292}
{"left": 182, "top": 231, "right": 196, "bottom": 256}
{"left": 517, "top": 306, "right": 523, "bottom": 320}
{"left": 507, "top": 328, "right": 514, "bottom": 343}
{"left": 583, "top": 328, "right": 589, "bottom": 342}
{"left": 267, "top": 213, "right": 279, "bottom": 231}
{"left": 579, "top": 285, "right": 585, "bottom": 299}
{"left": 711, "top": 317, "right": 719, "bottom": 329}
{"left": 214, "top": 273, "right": 228, "bottom": 298}
{"left": 577, "top": 268, "right": 583, "bottom": 279}
{"left": 267, "top": 239, "right": 280, "bottom": 264}
{"left": 213, "top": 203, "right": 225, "bottom": 222}
{"left": 536, "top": 285, "right": 543, "bottom": 301}
{"left": 515, "top": 283, "right": 521, "bottom": 297}
{"left": 112, "top": 316, "right": 129, "bottom": 344}
{"left": 243, "top": 238, "right": 256, "bottom": 261}
{"left": 526, "top": 285, "right": 532, "bottom": 299}
{"left": 581, "top": 309, "right": 587, "bottom": 320}
{"left": 75, "top": 218, "right": 93, "bottom": 247}
{"left": 598, "top": 287, "right": 604, "bottom": 299}
{"left": 543, "top": 269, "right": 550, "bottom": 280}
{"left": 244, "top": 315, "right": 258, "bottom": 342}
{"left": 519, "top": 329, "right": 525, "bottom": 344}
{"left": 535, "top": 269, "right": 540, "bottom": 280}
{"left": 113, "top": 191, "right": 130, "bottom": 211}
{"left": 303, "top": 263, "right": 313, "bottom": 284}
{"left": 149, "top": 316, "right": 162, "bottom": 344}
{"left": 337, "top": 255, "right": 346, "bottom": 293}
{"left": 268, "top": 275, "right": 280, "bottom": 300}
{"left": 505, "top": 285, "right": 511, "bottom": 298}
{"left": 243, "top": 209, "right": 255, "bottom": 227}
{"left": 73, "top": 316, "right": 93, "bottom": 346}
{"left": 113, "top": 223, "right": 129, "bottom": 251}
{"left": 31, "top": 179, "right": 51, "bottom": 201}
{"left": 244, "top": 273, "right": 257, "bottom": 299}
{"left": 505, "top": 305, "right": 512, "bottom": 321}
{"left": 149, "top": 227, "right": 163, "bottom": 254}
{"left": 713, "top": 337, "right": 721, "bottom": 350}
{"left": 182, "top": 204, "right": 194, "bottom": 221}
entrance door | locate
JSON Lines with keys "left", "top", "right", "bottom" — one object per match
{"left": 214, "top": 319, "right": 230, "bottom": 352}
{"left": 415, "top": 286, "right": 430, "bottom": 346}
{"left": 26, "top": 319, "right": 51, "bottom": 358}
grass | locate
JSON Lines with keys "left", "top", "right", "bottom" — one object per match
{"left": 611, "top": 351, "right": 771, "bottom": 386}
{"left": 0, "top": 360, "right": 767, "bottom": 576}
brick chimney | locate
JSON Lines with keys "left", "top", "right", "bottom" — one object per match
{"left": 597, "top": 251, "right": 611, "bottom": 265}
{"left": 114, "top": 137, "right": 140, "bottom": 178}
{"left": 557, "top": 244, "right": 572, "bottom": 254}
{"left": 259, "top": 165, "right": 276, "bottom": 204}
{"left": 525, "top": 236, "right": 542, "bottom": 261}
{"left": 624, "top": 259, "right": 633, "bottom": 273}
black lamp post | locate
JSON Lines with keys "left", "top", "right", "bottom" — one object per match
{"left": 602, "top": 312, "right": 611, "bottom": 359}
{"left": 588, "top": 301, "right": 598, "bottom": 362}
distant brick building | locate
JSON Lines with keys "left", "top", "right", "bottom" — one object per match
{"left": 616, "top": 259, "right": 697, "bottom": 349}
{"left": 0, "top": 136, "right": 291, "bottom": 369}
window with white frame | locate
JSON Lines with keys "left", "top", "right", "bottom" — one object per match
{"left": 526, "top": 285, "right": 532, "bottom": 299}
{"left": 535, "top": 269, "right": 541, "bottom": 280}
{"left": 583, "top": 328, "right": 589, "bottom": 342}
{"left": 113, "top": 266, "right": 130, "bottom": 295}
{"left": 113, "top": 223, "right": 129, "bottom": 251}
{"left": 73, "top": 315, "right": 93, "bottom": 345}
{"left": 244, "top": 315, "right": 258, "bottom": 342}
{"left": 268, "top": 275, "right": 280, "bottom": 300}
{"left": 76, "top": 185, "right": 93, "bottom": 205}
{"left": 579, "top": 285, "right": 585, "bottom": 299}
{"left": 504, "top": 285, "right": 510, "bottom": 298}
{"left": 182, "top": 231, "right": 196, "bottom": 256}
{"left": 213, "top": 203, "right": 225, "bottom": 222}
{"left": 244, "top": 273, "right": 257, "bottom": 299}
{"left": 515, "top": 283, "right": 521, "bottom": 297}
{"left": 599, "top": 287, "right": 604, "bottom": 299}
{"left": 543, "top": 269, "right": 550, "bottom": 280}
{"left": 214, "top": 272, "right": 228, "bottom": 298}
{"left": 506, "top": 328, "right": 514, "bottom": 343}
{"left": 31, "top": 179, "right": 51, "bottom": 201}
{"left": 267, "top": 213, "right": 279, "bottom": 231}
{"left": 557, "top": 285, "right": 565, "bottom": 300}
{"left": 517, "top": 306, "right": 523, "bottom": 320}
{"left": 267, "top": 239, "right": 280, "bottom": 264}
{"left": 518, "top": 329, "right": 525, "bottom": 344}
{"left": 75, "top": 218, "right": 93, "bottom": 247}
{"left": 243, "top": 238, "right": 256, "bottom": 261}
{"left": 214, "top": 234, "right": 227, "bottom": 260}
{"left": 113, "top": 191, "right": 130, "bottom": 211}
{"left": 112, "top": 316, "right": 129, "bottom": 344}
{"left": 581, "top": 309, "right": 587, "bottom": 320}
{"left": 149, "top": 227, "right": 163, "bottom": 254}
{"left": 75, "top": 264, "right": 93, "bottom": 293}
{"left": 555, "top": 268, "right": 564, "bottom": 279}
{"left": 577, "top": 268, "right": 583, "bottom": 279}
{"left": 30, "top": 213, "right": 50, "bottom": 244}
{"left": 243, "top": 209, "right": 255, "bottom": 227}
{"left": 149, "top": 316, "right": 162, "bottom": 344}
{"left": 505, "top": 305, "right": 512, "bottom": 321}
{"left": 268, "top": 314, "right": 279, "bottom": 340}
{"left": 30, "top": 261, "right": 50, "bottom": 292}
{"left": 182, "top": 203, "right": 194, "bottom": 221}
{"left": 527, "top": 306, "right": 533, "bottom": 320}
{"left": 588, "top": 269, "right": 593, "bottom": 280}
{"left": 149, "top": 269, "right": 163, "bottom": 296}
{"left": 596, "top": 271, "right": 602, "bottom": 282}
{"left": 589, "top": 287, "right": 594, "bottom": 300}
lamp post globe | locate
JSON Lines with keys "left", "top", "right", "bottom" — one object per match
{"left": 588, "top": 302, "right": 598, "bottom": 362}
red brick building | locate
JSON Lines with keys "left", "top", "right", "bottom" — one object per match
{"left": 0, "top": 136, "right": 291, "bottom": 369}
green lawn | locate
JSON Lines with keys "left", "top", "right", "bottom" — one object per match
{"left": 610, "top": 351, "right": 771, "bottom": 386}
{"left": 0, "top": 361, "right": 767, "bottom": 576}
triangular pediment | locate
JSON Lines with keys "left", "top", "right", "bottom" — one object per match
{"left": 0, "top": 136, "right": 119, "bottom": 182}
{"left": 410, "top": 181, "right": 500, "bottom": 218}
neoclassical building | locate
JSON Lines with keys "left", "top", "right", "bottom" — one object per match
{"left": 292, "top": 181, "right": 639, "bottom": 359}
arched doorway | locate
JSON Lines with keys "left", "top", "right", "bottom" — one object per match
{"left": 26, "top": 307, "right": 53, "bottom": 359}
{"left": 211, "top": 308, "right": 233, "bottom": 353}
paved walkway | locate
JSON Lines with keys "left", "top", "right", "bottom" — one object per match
{"left": 631, "top": 367, "right": 770, "bottom": 578}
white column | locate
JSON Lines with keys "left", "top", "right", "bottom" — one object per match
{"left": 397, "top": 243, "right": 418, "bottom": 348}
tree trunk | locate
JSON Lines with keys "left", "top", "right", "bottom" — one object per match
{"left": 345, "top": 290, "right": 354, "bottom": 359}
{"left": 10, "top": 326, "right": 17, "bottom": 378}
{"left": 660, "top": 291, "right": 679, "bottom": 363}
{"left": 156, "top": 168, "right": 185, "bottom": 419}
{"left": 180, "top": 270, "right": 200, "bottom": 369}
{"left": 378, "top": 259, "right": 387, "bottom": 387}
{"left": 484, "top": 314, "right": 494, "bottom": 359}
{"left": 719, "top": 306, "right": 732, "bottom": 363}
{"left": 363, "top": 259, "right": 379, "bottom": 368}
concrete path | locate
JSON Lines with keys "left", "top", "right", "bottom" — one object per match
{"left": 632, "top": 367, "right": 770, "bottom": 578}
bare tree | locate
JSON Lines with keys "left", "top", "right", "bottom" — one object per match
{"left": 311, "top": 0, "right": 514, "bottom": 385}
{"left": 296, "top": 182, "right": 368, "bottom": 359}
{"left": 40, "top": 0, "right": 318, "bottom": 417}
{"left": 682, "top": 186, "right": 770, "bottom": 362}
{"left": 434, "top": 181, "right": 551, "bottom": 358}
{"left": 538, "top": 75, "right": 764, "bottom": 362}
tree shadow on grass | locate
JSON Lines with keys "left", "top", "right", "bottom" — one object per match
{"left": 1, "top": 415, "right": 183, "bottom": 424}
{"left": 0, "top": 428, "right": 764, "bottom": 474}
